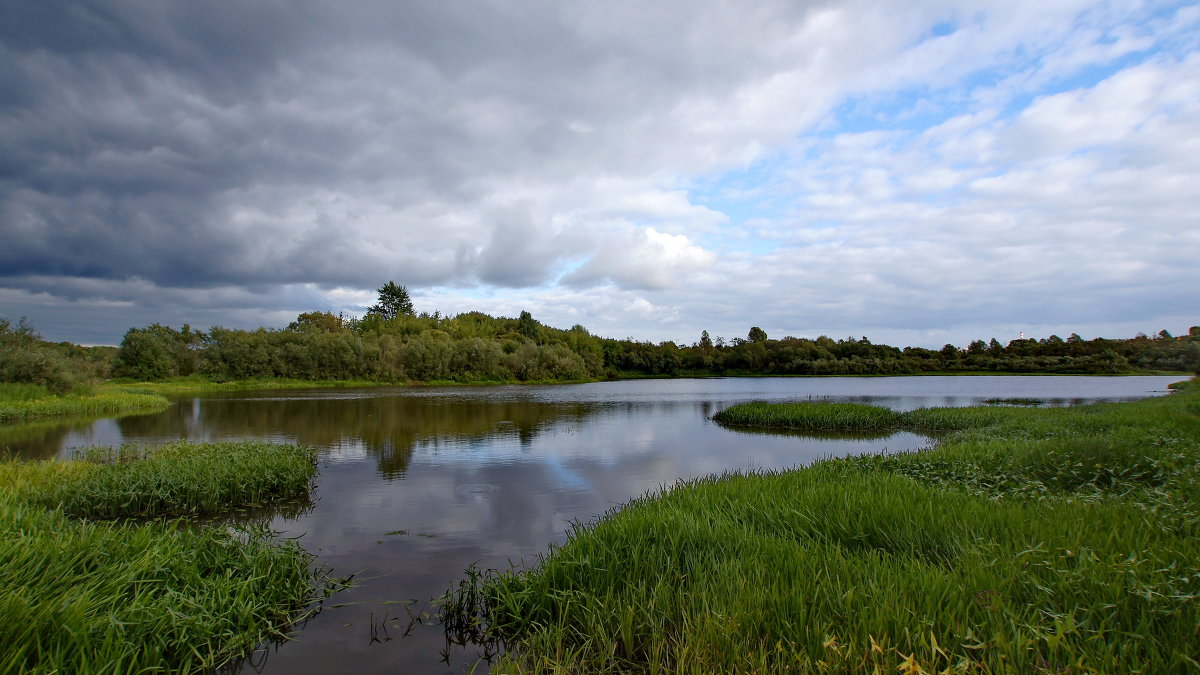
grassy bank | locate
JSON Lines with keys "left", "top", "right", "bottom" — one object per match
{"left": 0, "top": 441, "right": 330, "bottom": 673}
{"left": 0, "top": 382, "right": 169, "bottom": 423}
{"left": 9, "top": 440, "right": 319, "bottom": 518}
{"left": 445, "top": 380, "right": 1200, "bottom": 673}
{"left": 714, "top": 399, "right": 1077, "bottom": 433}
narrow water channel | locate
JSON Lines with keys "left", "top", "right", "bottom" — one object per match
{"left": 3, "top": 376, "right": 1181, "bottom": 673}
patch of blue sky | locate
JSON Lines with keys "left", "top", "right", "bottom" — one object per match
{"left": 687, "top": 152, "right": 789, "bottom": 229}
{"left": 930, "top": 20, "right": 957, "bottom": 38}
{"left": 824, "top": 89, "right": 960, "bottom": 137}
{"left": 1001, "top": 40, "right": 1165, "bottom": 116}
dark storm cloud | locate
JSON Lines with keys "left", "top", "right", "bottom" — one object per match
{"left": 0, "top": 1, "right": 588, "bottom": 287}
{"left": 2, "top": 0, "right": 826, "bottom": 291}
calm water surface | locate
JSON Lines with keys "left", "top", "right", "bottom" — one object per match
{"left": 4, "top": 376, "right": 1182, "bottom": 672}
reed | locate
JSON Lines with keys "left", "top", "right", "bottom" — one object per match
{"left": 0, "top": 383, "right": 169, "bottom": 422}
{"left": 0, "top": 495, "right": 329, "bottom": 673}
{"left": 712, "top": 401, "right": 904, "bottom": 431}
{"left": 0, "top": 441, "right": 331, "bottom": 672}
{"left": 9, "top": 440, "right": 318, "bottom": 519}
{"left": 446, "top": 380, "right": 1200, "bottom": 672}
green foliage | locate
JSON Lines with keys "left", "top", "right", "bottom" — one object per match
{"left": 112, "top": 323, "right": 203, "bottom": 380}
{"left": 14, "top": 441, "right": 318, "bottom": 519}
{"left": 0, "top": 441, "right": 331, "bottom": 673}
{"left": 444, "top": 380, "right": 1200, "bottom": 673}
{"left": 366, "top": 281, "right": 415, "bottom": 320}
{"left": 107, "top": 306, "right": 1200, "bottom": 385}
{"left": 713, "top": 401, "right": 904, "bottom": 431}
{"left": 0, "top": 318, "right": 113, "bottom": 394}
{"left": 517, "top": 310, "right": 541, "bottom": 341}
{"left": 0, "top": 385, "right": 168, "bottom": 423}
{"left": 287, "top": 310, "right": 348, "bottom": 333}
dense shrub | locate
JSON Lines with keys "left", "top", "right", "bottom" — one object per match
{"left": 1, "top": 318, "right": 114, "bottom": 394}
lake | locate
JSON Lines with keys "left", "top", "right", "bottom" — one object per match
{"left": 4, "top": 375, "right": 1183, "bottom": 672}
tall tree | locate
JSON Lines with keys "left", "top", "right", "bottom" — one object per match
{"left": 517, "top": 311, "right": 540, "bottom": 340}
{"left": 747, "top": 326, "right": 768, "bottom": 343}
{"left": 367, "top": 281, "right": 414, "bottom": 320}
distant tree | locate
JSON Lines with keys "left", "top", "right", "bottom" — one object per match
{"left": 747, "top": 326, "right": 768, "bottom": 343}
{"left": 517, "top": 311, "right": 540, "bottom": 340}
{"left": 1190, "top": 326, "right": 1200, "bottom": 338}
{"left": 367, "top": 282, "right": 414, "bottom": 320}
{"left": 967, "top": 339, "right": 987, "bottom": 354}
{"left": 288, "top": 311, "right": 346, "bottom": 333}
{"left": 699, "top": 330, "right": 713, "bottom": 349}
{"left": 1158, "top": 329, "right": 1173, "bottom": 340}
{"left": 113, "top": 324, "right": 188, "bottom": 380}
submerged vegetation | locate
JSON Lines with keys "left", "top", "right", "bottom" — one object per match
{"left": 443, "top": 379, "right": 1200, "bottom": 673}
{"left": 0, "top": 441, "right": 331, "bottom": 673}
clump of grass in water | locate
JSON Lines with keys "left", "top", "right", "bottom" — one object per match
{"left": 447, "top": 380, "right": 1200, "bottom": 672}
{"left": 0, "top": 495, "right": 336, "bottom": 673}
{"left": 715, "top": 400, "right": 1040, "bottom": 433}
{"left": 713, "top": 401, "right": 904, "bottom": 431}
{"left": 982, "top": 396, "right": 1043, "bottom": 406}
{"left": 15, "top": 440, "right": 318, "bottom": 518}
{"left": 0, "top": 441, "right": 337, "bottom": 673}
{"left": 0, "top": 382, "right": 169, "bottom": 422}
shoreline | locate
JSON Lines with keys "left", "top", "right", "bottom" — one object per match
{"left": 445, "top": 377, "right": 1200, "bottom": 672}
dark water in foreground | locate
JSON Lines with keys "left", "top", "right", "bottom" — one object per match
{"left": 3, "top": 376, "right": 1182, "bottom": 672}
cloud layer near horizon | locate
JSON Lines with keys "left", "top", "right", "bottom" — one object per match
{"left": 2, "top": 1, "right": 1197, "bottom": 346}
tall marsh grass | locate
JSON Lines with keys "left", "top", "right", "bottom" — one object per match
{"left": 0, "top": 496, "right": 328, "bottom": 673}
{"left": 0, "top": 382, "right": 169, "bottom": 422}
{"left": 0, "top": 440, "right": 330, "bottom": 672}
{"left": 14, "top": 440, "right": 319, "bottom": 518}
{"left": 446, "top": 380, "right": 1200, "bottom": 672}
{"left": 713, "top": 399, "right": 1036, "bottom": 432}
{"left": 712, "top": 401, "right": 904, "bottom": 431}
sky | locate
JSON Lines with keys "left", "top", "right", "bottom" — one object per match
{"left": 2, "top": 0, "right": 1198, "bottom": 348}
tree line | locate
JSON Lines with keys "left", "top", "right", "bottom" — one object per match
{"left": 3, "top": 282, "right": 1198, "bottom": 389}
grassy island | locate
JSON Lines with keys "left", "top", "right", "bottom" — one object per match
{"left": 0, "top": 441, "right": 333, "bottom": 673}
{"left": 444, "top": 379, "right": 1200, "bottom": 673}
{"left": 0, "top": 383, "right": 170, "bottom": 423}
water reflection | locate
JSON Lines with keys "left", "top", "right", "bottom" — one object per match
{"left": 1, "top": 417, "right": 82, "bottom": 460}
{"left": 0, "top": 376, "right": 1182, "bottom": 674}
{"left": 2, "top": 393, "right": 599, "bottom": 478}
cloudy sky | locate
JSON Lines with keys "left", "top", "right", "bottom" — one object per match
{"left": 2, "top": 0, "right": 1197, "bottom": 347}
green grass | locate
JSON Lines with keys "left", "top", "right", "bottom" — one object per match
{"left": 0, "top": 382, "right": 169, "bottom": 423}
{"left": 7, "top": 440, "right": 318, "bottom": 519}
{"left": 0, "top": 441, "right": 333, "bottom": 672}
{"left": 116, "top": 374, "right": 603, "bottom": 395}
{"left": 445, "top": 380, "right": 1200, "bottom": 673}
{"left": 982, "top": 397, "right": 1044, "bottom": 406}
{"left": 714, "top": 400, "right": 1045, "bottom": 433}
{"left": 115, "top": 375, "right": 389, "bottom": 395}
{"left": 712, "top": 401, "right": 905, "bottom": 431}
